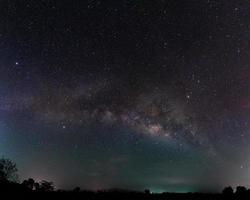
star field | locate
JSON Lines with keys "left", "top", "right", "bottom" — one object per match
{"left": 1, "top": 0, "right": 250, "bottom": 192}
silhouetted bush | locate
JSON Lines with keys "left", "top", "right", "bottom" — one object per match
{"left": 222, "top": 186, "right": 233, "bottom": 195}
{"left": 22, "top": 178, "right": 35, "bottom": 190}
{"left": 236, "top": 186, "right": 247, "bottom": 195}
{"left": 73, "top": 186, "right": 80, "bottom": 192}
{"left": 144, "top": 189, "right": 151, "bottom": 194}
{"left": 37, "top": 180, "right": 54, "bottom": 192}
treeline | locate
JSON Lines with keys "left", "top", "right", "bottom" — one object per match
{"left": 0, "top": 158, "right": 54, "bottom": 192}
{"left": 1, "top": 157, "right": 250, "bottom": 200}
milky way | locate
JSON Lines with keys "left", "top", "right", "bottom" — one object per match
{"left": 1, "top": 0, "right": 250, "bottom": 192}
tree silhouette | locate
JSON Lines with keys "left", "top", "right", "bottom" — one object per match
{"left": 39, "top": 180, "right": 54, "bottom": 192}
{"left": 73, "top": 186, "right": 80, "bottom": 192}
{"left": 0, "top": 158, "right": 18, "bottom": 183}
{"left": 34, "top": 182, "right": 40, "bottom": 191}
{"left": 144, "top": 189, "right": 151, "bottom": 194}
{"left": 236, "top": 186, "right": 247, "bottom": 195}
{"left": 222, "top": 186, "right": 234, "bottom": 195}
{"left": 22, "top": 178, "right": 35, "bottom": 190}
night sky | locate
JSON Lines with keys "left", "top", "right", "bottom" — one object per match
{"left": 1, "top": 0, "right": 250, "bottom": 192}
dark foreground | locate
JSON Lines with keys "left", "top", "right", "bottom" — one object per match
{"left": 0, "top": 189, "right": 247, "bottom": 200}
{"left": 0, "top": 191, "right": 245, "bottom": 200}
{"left": 1, "top": 182, "right": 250, "bottom": 200}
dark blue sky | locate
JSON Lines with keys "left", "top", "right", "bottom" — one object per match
{"left": 1, "top": 0, "right": 250, "bottom": 192}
